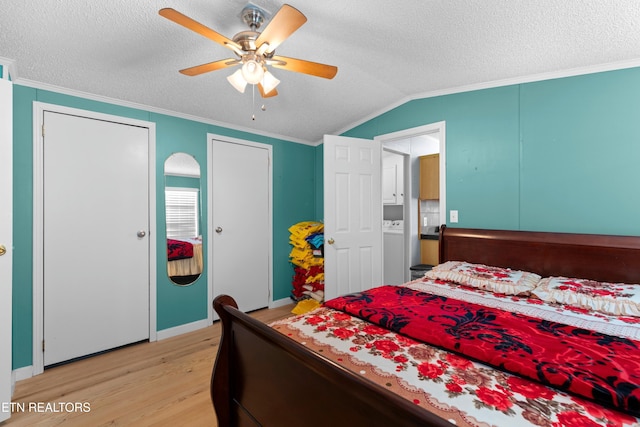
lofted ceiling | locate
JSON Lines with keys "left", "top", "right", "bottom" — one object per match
{"left": 2, "top": 0, "right": 640, "bottom": 144}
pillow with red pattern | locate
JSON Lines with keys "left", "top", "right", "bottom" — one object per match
{"left": 532, "top": 276, "right": 640, "bottom": 317}
{"left": 423, "top": 261, "right": 541, "bottom": 295}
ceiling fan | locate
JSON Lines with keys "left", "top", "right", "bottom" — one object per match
{"left": 159, "top": 3, "right": 338, "bottom": 98}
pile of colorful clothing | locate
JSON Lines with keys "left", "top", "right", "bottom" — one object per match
{"left": 288, "top": 221, "right": 325, "bottom": 303}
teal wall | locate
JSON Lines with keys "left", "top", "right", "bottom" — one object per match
{"left": 12, "top": 86, "right": 317, "bottom": 369}
{"left": 165, "top": 175, "right": 199, "bottom": 187}
{"left": 336, "top": 67, "right": 640, "bottom": 236}
{"left": 518, "top": 73, "right": 640, "bottom": 232}
{"left": 13, "top": 66, "right": 640, "bottom": 369}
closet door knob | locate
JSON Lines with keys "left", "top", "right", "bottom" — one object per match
{"left": 327, "top": 238, "right": 335, "bottom": 245}
{"left": 215, "top": 227, "right": 223, "bottom": 234}
{"left": 137, "top": 230, "right": 146, "bottom": 238}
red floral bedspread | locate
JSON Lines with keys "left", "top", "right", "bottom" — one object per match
{"left": 324, "top": 285, "right": 640, "bottom": 416}
{"left": 167, "top": 239, "right": 194, "bottom": 261}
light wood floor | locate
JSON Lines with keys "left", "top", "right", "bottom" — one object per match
{"left": 5, "top": 304, "right": 294, "bottom": 426}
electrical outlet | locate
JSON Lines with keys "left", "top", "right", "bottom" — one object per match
{"left": 450, "top": 210, "right": 459, "bottom": 223}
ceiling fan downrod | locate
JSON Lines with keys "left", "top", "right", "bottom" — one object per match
{"left": 241, "top": 4, "right": 267, "bottom": 31}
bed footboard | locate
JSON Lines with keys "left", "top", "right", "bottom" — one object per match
{"left": 211, "top": 295, "right": 451, "bottom": 427}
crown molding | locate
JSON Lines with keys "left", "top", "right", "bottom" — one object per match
{"left": 11, "top": 77, "right": 316, "bottom": 146}
{"left": 332, "top": 59, "right": 640, "bottom": 142}
{"left": 9, "top": 58, "right": 640, "bottom": 148}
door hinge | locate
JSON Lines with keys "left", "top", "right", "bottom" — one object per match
{"left": 41, "top": 124, "right": 45, "bottom": 137}
{"left": 42, "top": 340, "right": 45, "bottom": 352}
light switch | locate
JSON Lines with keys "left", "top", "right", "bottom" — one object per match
{"left": 450, "top": 210, "right": 459, "bottom": 223}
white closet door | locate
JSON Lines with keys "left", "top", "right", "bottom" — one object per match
{"left": 43, "top": 111, "right": 150, "bottom": 366}
{"left": 210, "top": 139, "right": 270, "bottom": 313}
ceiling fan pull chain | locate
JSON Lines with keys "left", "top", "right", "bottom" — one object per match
{"left": 251, "top": 84, "right": 256, "bottom": 120}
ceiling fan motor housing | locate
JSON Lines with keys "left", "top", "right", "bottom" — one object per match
{"left": 233, "top": 30, "right": 260, "bottom": 51}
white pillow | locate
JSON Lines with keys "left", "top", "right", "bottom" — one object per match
{"left": 532, "top": 276, "right": 640, "bottom": 317}
{"left": 423, "top": 261, "right": 541, "bottom": 295}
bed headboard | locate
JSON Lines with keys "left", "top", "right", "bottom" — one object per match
{"left": 439, "top": 225, "right": 640, "bottom": 283}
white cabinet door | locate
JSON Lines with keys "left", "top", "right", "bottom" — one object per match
{"left": 382, "top": 162, "right": 397, "bottom": 204}
{"left": 395, "top": 156, "right": 404, "bottom": 205}
{"left": 323, "top": 135, "right": 382, "bottom": 299}
{"left": 382, "top": 152, "right": 404, "bottom": 205}
{"left": 0, "top": 78, "right": 13, "bottom": 423}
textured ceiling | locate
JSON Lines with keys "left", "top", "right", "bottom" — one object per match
{"left": 2, "top": 0, "right": 640, "bottom": 144}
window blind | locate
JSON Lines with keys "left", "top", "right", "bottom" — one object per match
{"left": 165, "top": 188, "right": 199, "bottom": 239}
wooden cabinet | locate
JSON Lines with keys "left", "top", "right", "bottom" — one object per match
{"left": 419, "top": 154, "right": 439, "bottom": 200}
{"left": 382, "top": 152, "right": 404, "bottom": 205}
{"left": 419, "top": 154, "right": 440, "bottom": 266}
{"left": 420, "top": 239, "right": 439, "bottom": 265}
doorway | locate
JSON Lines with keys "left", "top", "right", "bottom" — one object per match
{"left": 33, "top": 103, "right": 157, "bottom": 373}
{"left": 322, "top": 128, "right": 442, "bottom": 298}
{"left": 376, "top": 122, "right": 446, "bottom": 281}
{"left": 382, "top": 148, "right": 407, "bottom": 285}
{"left": 207, "top": 135, "right": 272, "bottom": 317}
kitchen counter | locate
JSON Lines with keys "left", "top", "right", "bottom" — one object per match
{"left": 420, "top": 233, "right": 439, "bottom": 241}
{"left": 420, "top": 225, "right": 440, "bottom": 241}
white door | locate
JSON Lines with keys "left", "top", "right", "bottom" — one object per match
{"left": 210, "top": 139, "right": 270, "bottom": 313}
{"left": 0, "top": 78, "right": 13, "bottom": 422}
{"left": 323, "top": 135, "right": 382, "bottom": 300}
{"left": 43, "top": 111, "right": 150, "bottom": 366}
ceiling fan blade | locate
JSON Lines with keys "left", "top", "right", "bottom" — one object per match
{"left": 255, "top": 4, "right": 307, "bottom": 54}
{"left": 270, "top": 56, "right": 338, "bottom": 79}
{"left": 179, "top": 59, "right": 239, "bottom": 76}
{"left": 159, "top": 8, "right": 241, "bottom": 52}
{"left": 258, "top": 83, "right": 278, "bottom": 98}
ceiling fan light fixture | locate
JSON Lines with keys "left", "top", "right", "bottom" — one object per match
{"left": 241, "top": 59, "right": 264, "bottom": 84}
{"left": 242, "top": 59, "right": 264, "bottom": 85}
{"left": 227, "top": 69, "right": 248, "bottom": 93}
{"left": 262, "top": 70, "right": 280, "bottom": 94}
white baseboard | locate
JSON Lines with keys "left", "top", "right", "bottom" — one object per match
{"left": 156, "top": 319, "right": 209, "bottom": 341}
{"left": 13, "top": 365, "right": 34, "bottom": 384}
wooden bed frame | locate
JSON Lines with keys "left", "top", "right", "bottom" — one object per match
{"left": 211, "top": 226, "right": 640, "bottom": 427}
